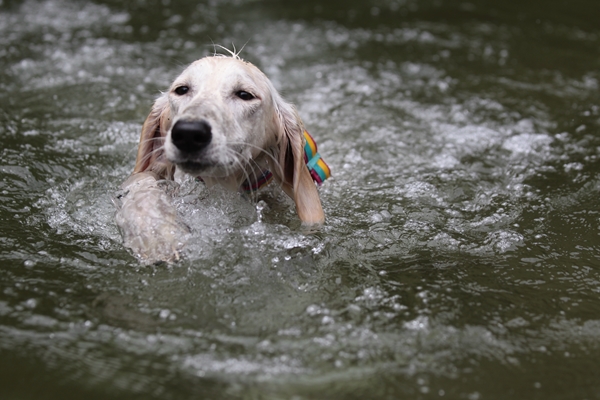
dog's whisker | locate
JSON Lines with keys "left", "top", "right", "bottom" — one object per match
{"left": 222, "top": 147, "right": 257, "bottom": 194}
{"left": 226, "top": 141, "right": 285, "bottom": 182}
{"left": 136, "top": 145, "right": 165, "bottom": 167}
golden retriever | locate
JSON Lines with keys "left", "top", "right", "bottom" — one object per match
{"left": 115, "top": 54, "right": 330, "bottom": 263}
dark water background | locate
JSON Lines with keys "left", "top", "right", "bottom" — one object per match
{"left": 1, "top": 0, "right": 600, "bottom": 398}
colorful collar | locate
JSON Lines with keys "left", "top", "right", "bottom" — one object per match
{"left": 199, "top": 131, "right": 331, "bottom": 194}
{"left": 240, "top": 169, "right": 274, "bottom": 193}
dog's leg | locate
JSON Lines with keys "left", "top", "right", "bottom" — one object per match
{"left": 114, "top": 172, "right": 189, "bottom": 264}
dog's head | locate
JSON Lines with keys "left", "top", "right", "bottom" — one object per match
{"left": 133, "top": 56, "right": 326, "bottom": 224}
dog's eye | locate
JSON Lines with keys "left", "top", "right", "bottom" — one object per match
{"left": 174, "top": 86, "right": 189, "bottom": 96}
{"left": 236, "top": 91, "right": 255, "bottom": 101}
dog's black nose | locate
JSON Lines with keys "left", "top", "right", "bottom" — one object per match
{"left": 171, "top": 120, "right": 212, "bottom": 153}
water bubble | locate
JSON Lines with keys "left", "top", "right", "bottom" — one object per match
{"left": 404, "top": 316, "right": 429, "bottom": 331}
{"left": 306, "top": 305, "right": 321, "bottom": 316}
{"left": 24, "top": 298, "right": 38, "bottom": 309}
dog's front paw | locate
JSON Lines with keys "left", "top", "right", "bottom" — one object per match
{"left": 115, "top": 172, "right": 190, "bottom": 264}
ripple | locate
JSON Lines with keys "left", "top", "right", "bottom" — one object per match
{"left": 2, "top": 0, "right": 600, "bottom": 398}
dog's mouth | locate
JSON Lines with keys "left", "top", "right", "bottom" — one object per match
{"left": 166, "top": 139, "right": 245, "bottom": 178}
{"left": 176, "top": 160, "right": 237, "bottom": 178}
{"left": 177, "top": 160, "right": 215, "bottom": 174}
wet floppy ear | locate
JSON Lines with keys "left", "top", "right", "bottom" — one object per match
{"left": 272, "top": 95, "right": 325, "bottom": 225}
{"left": 133, "top": 94, "right": 175, "bottom": 179}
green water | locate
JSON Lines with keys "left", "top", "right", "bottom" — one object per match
{"left": 1, "top": 0, "right": 600, "bottom": 398}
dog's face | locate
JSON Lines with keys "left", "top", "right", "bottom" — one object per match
{"left": 163, "top": 57, "right": 277, "bottom": 179}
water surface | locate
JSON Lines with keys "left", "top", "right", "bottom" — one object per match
{"left": 1, "top": 0, "right": 600, "bottom": 398}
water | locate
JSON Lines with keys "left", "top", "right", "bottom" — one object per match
{"left": 1, "top": 0, "right": 600, "bottom": 398}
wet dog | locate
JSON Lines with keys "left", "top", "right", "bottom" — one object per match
{"left": 116, "top": 54, "right": 330, "bottom": 263}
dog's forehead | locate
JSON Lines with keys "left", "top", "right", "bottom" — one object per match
{"left": 181, "top": 57, "right": 268, "bottom": 86}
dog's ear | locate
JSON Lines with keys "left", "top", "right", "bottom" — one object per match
{"left": 271, "top": 96, "right": 325, "bottom": 225}
{"left": 133, "top": 94, "right": 175, "bottom": 179}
